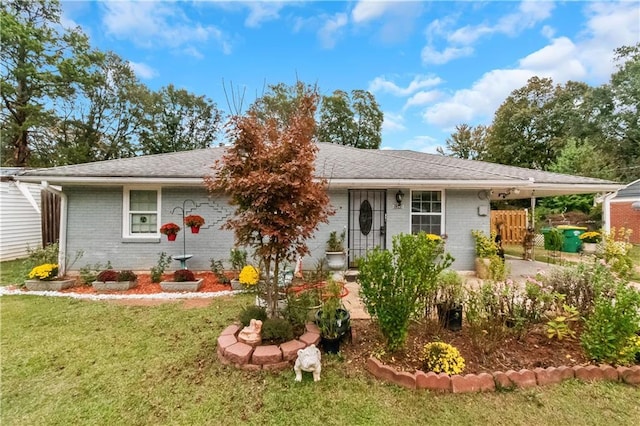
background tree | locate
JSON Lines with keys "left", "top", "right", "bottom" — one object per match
{"left": 138, "top": 84, "right": 222, "bottom": 155}
{"left": 591, "top": 44, "right": 640, "bottom": 182}
{"left": 437, "top": 124, "right": 488, "bottom": 159}
{"left": 31, "top": 51, "right": 147, "bottom": 166}
{"left": 206, "top": 86, "right": 334, "bottom": 317}
{"left": 317, "top": 89, "right": 383, "bottom": 149}
{"left": 0, "top": 0, "right": 98, "bottom": 166}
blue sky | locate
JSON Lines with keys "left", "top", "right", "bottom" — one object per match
{"left": 61, "top": 1, "right": 640, "bottom": 153}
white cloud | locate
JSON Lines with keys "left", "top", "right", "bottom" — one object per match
{"left": 403, "top": 90, "right": 443, "bottom": 110}
{"left": 351, "top": 1, "right": 392, "bottom": 23}
{"left": 369, "top": 74, "right": 443, "bottom": 97}
{"left": 420, "top": 1, "right": 639, "bottom": 129}
{"left": 421, "top": 45, "right": 473, "bottom": 65}
{"left": 382, "top": 112, "right": 406, "bottom": 132}
{"left": 541, "top": 25, "right": 556, "bottom": 39}
{"left": 128, "top": 61, "right": 158, "bottom": 80}
{"left": 396, "top": 135, "right": 440, "bottom": 153}
{"left": 318, "top": 13, "right": 348, "bottom": 49}
{"left": 243, "top": 2, "right": 286, "bottom": 28}
{"left": 101, "top": 2, "right": 231, "bottom": 54}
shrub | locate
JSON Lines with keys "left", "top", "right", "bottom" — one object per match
{"left": 471, "top": 230, "right": 498, "bottom": 258}
{"left": 96, "top": 269, "right": 118, "bottom": 282}
{"left": 239, "top": 305, "right": 268, "bottom": 327}
{"left": 284, "top": 289, "right": 321, "bottom": 334}
{"left": 230, "top": 248, "right": 247, "bottom": 272}
{"left": 79, "top": 261, "right": 112, "bottom": 285}
{"left": 261, "top": 318, "right": 294, "bottom": 344}
{"left": 210, "top": 258, "right": 230, "bottom": 284}
{"left": 547, "top": 228, "right": 564, "bottom": 252}
{"left": 358, "top": 232, "right": 454, "bottom": 351}
{"left": 150, "top": 252, "right": 171, "bottom": 283}
{"left": 581, "top": 282, "right": 640, "bottom": 365}
{"left": 420, "top": 342, "right": 465, "bottom": 375}
{"left": 546, "top": 304, "right": 580, "bottom": 341}
{"left": 117, "top": 270, "right": 137, "bottom": 282}
{"left": 174, "top": 269, "right": 195, "bottom": 282}
{"left": 600, "top": 227, "right": 633, "bottom": 278}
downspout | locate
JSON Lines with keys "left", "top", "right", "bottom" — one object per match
{"left": 41, "top": 181, "right": 68, "bottom": 276}
{"left": 602, "top": 191, "right": 617, "bottom": 235}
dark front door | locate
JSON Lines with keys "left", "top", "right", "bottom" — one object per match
{"left": 348, "top": 190, "right": 386, "bottom": 267}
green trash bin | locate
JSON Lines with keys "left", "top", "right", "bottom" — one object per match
{"left": 557, "top": 225, "right": 587, "bottom": 253}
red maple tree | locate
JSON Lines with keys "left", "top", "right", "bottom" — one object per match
{"left": 206, "top": 86, "right": 334, "bottom": 316}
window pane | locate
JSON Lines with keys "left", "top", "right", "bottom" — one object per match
{"left": 130, "top": 190, "right": 157, "bottom": 211}
{"left": 131, "top": 213, "right": 157, "bottom": 233}
{"left": 411, "top": 191, "right": 441, "bottom": 213}
{"left": 411, "top": 215, "right": 441, "bottom": 235}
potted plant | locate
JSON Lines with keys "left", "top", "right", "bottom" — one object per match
{"left": 159, "top": 269, "right": 203, "bottom": 292}
{"left": 92, "top": 269, "right": 137, "bottom": 291}
{"left": 325, "top": 230, "right": 346, "bottom": 271}
{"left": 579, "top": 231, "right": 601, "bottom": 254}
{"left": 25, "top": 263, "right": 75, "bottom": 291}
{"left": 238, "top": 265, "right": 260, "bottom": 290}
{"left": 435, "top": 270, "right": 464, "bottom": 331}
{"left": 471, "top": 230, "right": 498, "bottom": 279}
{"left": 159, "top": 222, "right": 181, "bottom": 241}
{"left": 184, "top": 214, "right": 205, "bottom": 233}
{"left": 315, "top": 279, "right": 350, "bottom": 354}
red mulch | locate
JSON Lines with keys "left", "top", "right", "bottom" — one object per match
{"left": 60, "top": 272, "right": 231, "bottom": 294}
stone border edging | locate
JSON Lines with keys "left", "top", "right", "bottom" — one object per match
{"left": 0, "top": 286, "right": 239, "bottom": 300}
{"left": 365, "top": 357, "right": 640, "bottom": 392}
{"left": 217, "top": 322, "right": 321, "bottom": 371}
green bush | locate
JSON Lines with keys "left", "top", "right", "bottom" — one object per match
{"left": 581, "top": 282, "right": 640, "bottom": 365}
{"left": 239, "top": 305, "right": 268, "bottom": 327}
{"left": 358, "top": 232, "right": 454, "bottom": 351}
{"left": 261, "top": 318, "right": 294, "bottom": 344}
{"left": 283, "top": 289, "right": 321, "bottom": 334}
{"left": 547, "top": 228, "right": 564, "bottom": 252}
{"left": 471, "top": 230, "right": 498, "bottom": 258}
{"left": 150, "top": 252, "right": 171, "bottom": 283}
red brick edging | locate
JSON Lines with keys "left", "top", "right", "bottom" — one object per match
{"left": 217, "top": 322, "right": 321, "bottom": 371}
{"left": 365, "top": 357, "right": 640, "bottom": 392}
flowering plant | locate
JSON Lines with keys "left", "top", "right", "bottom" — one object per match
{"left": 424, "top": 233, "right": 442, "bottom": 241}
{"left": 28, "top": 263, "right": 59, "bottom": 281}
{"left": 579, "top": 231, "right": 601, "bottom": 244}
{"left": 184, "top": 215, "right": 205, "bottom": 227}
{"left": 238, "top": 265, "right": 260, "bottom": 286}
{"left": 420, "top": 341, "right": 465, "bottom": 375}
{"left": 159, "top": 222, "right": 181, "bottom": 235}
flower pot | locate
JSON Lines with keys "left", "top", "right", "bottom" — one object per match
{"left": 475, "top": 257, "right": 491, "bottom": 279}
{"left": 321, "top": 336, "right": 342, "bottom": 354}
{"left": 190, "top": 226, "right": 200, "bottom": 234}
{"left": 437, "top": 303, "right": 463, "bottom": 331}
{"left": 325, "top": 251, "right": 346, "bottom": 270}
{"left": 582, "top": 242, "right": 597, "bottom": 254}
{"left": 315, "top": 308, "right": 351, "bottom": 338}
{"left": 92, "top": 281, "right": 137, "bottom": 292}
{"left": 159, "top": 279, "right": 203, "bottom": 292}
{"left": 167, "top": 234, "right": 177, "bottom": 241}
{"left": 231, "top": 279, "right": 243, "bottom": 290}
{"left": 25, "top": 279, "right": 75, "bottom": 291}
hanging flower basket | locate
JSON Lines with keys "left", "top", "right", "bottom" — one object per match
{"left": 160, "top": 223, "right": 181, "bottom": 241}
{"left": 184, "top": 215, "right": 205, "bottom": 233}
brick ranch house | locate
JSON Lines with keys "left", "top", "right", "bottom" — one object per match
{"left": 603, "top": 179, "right": 640, "bottom": 244}
{"left": 14, "top": 143, "right": 622, "bottom": 275}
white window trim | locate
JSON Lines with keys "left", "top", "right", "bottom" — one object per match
{"left": 122, "top": 186, "right": 162, "bottom": 239}
{"left": 409, "top": 189, "right": 446, "bottom": 235}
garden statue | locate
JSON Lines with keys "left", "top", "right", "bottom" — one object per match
{"left": 238, "top": 319, "right": 262, "bottom": 346}
{"left": 294, "top": 344, "right": 322, "bottom": 382}
{"left": 523, "top": 227, "right": 535, "bottom": 261}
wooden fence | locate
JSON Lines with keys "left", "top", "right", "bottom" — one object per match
{"left": 41, "top": 190, "right": 61, "bottom": 247}
{"left": 490, "top": 210, "right": 528, "bottom": 245}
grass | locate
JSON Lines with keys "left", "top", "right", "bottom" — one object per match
{"left": 2, "top": 293, "right": 640, "bottom": 425}
{"left": 0, "top": 258, "right": 28, "bottom": 286}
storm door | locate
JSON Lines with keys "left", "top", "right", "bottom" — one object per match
{"left": 348, "top": 190, "right": 387, "bottom": 267}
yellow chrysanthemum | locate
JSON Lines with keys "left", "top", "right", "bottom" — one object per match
{"left": 420, "top": 342, "right": 465, "bottom": 375}
{"left": 238, "top": 265, "right": 260, "bottom": 286}
{"left": 28, "top": 264, "right": 59, "bottom": 281}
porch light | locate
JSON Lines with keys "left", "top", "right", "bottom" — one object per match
{"left": 395, "top": 190, "right": 404, "bottom": 207}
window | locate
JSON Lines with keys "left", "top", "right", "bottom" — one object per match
{"left": 123, "top": 188, "right": 160, "bottom": 237}
{"left": 411, "top": 190, "right": 443, "bottom": 235}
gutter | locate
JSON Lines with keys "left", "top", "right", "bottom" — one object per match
{"left": 41, "top": 181, "right": 68, "bottom": 276}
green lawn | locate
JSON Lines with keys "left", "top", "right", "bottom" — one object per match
{"left": 2, "top": 294, "right": 639, "bottom": 425}
{"left": 0, "top": 258, "right": 28, "bottom": 286}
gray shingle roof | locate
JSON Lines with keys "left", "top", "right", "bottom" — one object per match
{"left": 15, "top": 143, "right": 619, "bottom": 194}
{"left": 614, "top": 179, "right": 640, "bottom": 199}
